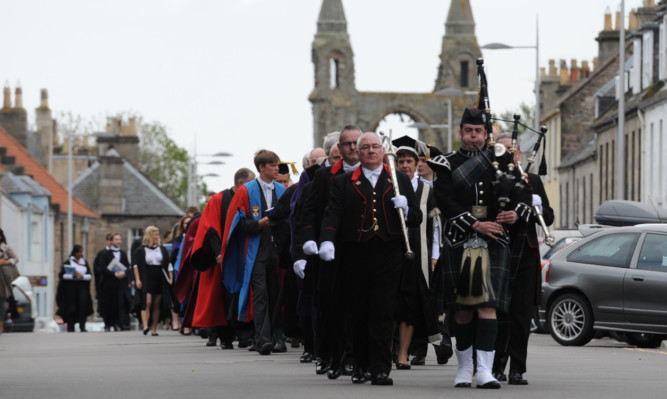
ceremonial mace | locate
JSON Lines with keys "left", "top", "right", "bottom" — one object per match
{"left": 380, "top": 131, "right": 415, "bottom": 260}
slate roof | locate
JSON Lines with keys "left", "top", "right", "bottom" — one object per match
{"left": 72, "top": 150, "right": 183, "bottom": 217}
{"left": 0, "top": 126, "right": 99, "bottom": 218}
{"left": 2, "top": 173, "right": 52, "bottom": 197}
{"left": 558, "top": 137, "right": 597, "bottom": 169}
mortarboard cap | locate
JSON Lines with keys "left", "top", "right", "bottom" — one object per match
{"left": 392, "top": 135, "right": 443, "bottom": 160}
{"left": 460, "top": 107, "right": 485, "bottom": 126}
{"left": 279, "top": 162, "right": 299, "bottom": 175}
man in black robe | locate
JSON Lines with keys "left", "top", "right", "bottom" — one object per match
{"left": 318, "top": 132, "right": 422, "bottom": 386}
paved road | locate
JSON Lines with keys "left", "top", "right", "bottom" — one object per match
{"left": 1, "top": 330, "right": 665, "bottom": 399}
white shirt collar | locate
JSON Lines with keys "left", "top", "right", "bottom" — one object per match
{"left": 258, "top": 178, "right": 274, "bottom": 190}
{"left": 343, "top": 161, "right": 360, "bottom": 173}
{"left": 410, "top": 175, "right": 419, "bottom": 192}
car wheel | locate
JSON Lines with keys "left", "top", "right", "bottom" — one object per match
{"left": 625, "top": 333, "right": 664, "bottom": 349}
{"left": 547, "top": 293, "right": 594, "bottom": 346}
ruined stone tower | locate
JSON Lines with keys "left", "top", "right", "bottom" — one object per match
{"left": 309, "top": 0, "right": 479, "bottom": 151}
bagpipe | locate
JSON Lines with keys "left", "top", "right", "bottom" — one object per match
{"left": 472, "top": 59, "right": 530, "bottom": 213}
{"left": 475, "top": 58, "right": 555, "bottom": 246}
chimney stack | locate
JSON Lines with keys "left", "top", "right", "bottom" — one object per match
{"left": 570, "top": 59, "right": 579, "bottom": 82}
{"left": 0, "top": 81, "right": 28, "bottom": 147}
{"left": 2, "top": 82, "right": 10, "bottom": 110}
{"left": 596, "top": 7, "right": 621, "bottom": 64}
{"left": 629, "top": 11, "right": 638, "bottom": 30}
{"left": 128, "top": 117, "right": 137, "bottom": 136}
{"left": 14, "top": 82, "right": 24, "bottom": 110}
{"left": 36, "top": 88, "right": 54, "bottom": 172}
{"left": 615, "top": 7, "right": 621, "bottom": 30}
{"left": 581, "top": 60, "right": 591, "bottom": 78}
{"left": 559, "top": 59, "right": 570, "bottom": 85}
{"left": 548, "top": 59, "right": 557, "bottom": 76}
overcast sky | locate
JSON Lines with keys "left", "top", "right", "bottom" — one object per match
{"left": 2, "top": 0, "right": 645, "bottom": 196}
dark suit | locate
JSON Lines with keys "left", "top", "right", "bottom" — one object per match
{"left": 320, "top": 166, "right": 422, "bottom": 376}
{"left": 495, "top": 172, "right": 554, "bottom": 376}
{"left": 298, "top": 160, "right": 348, "bottom": 365}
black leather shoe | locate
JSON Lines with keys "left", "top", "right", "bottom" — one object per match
{"left": 238, "top": 338, "right": 251, "bottom": 348}
{"left": 220, "top": 342, "right": 234, "bottom": 349}
{"left": 395, "top": 362, "right": 411, "bottom": 370}
{"left": 206, "top": 340, "right": 217, "bottom": 347}
{"left": 259, "top": 342, "right": 273, "bottom": 355}
{"left": 508, "top": 370, "right": 528, "bottom": 385}
{"left": 315, "top": 358, "right": 330, "bottom": 375}
{"left": 410, "top": 355, "right": 425, "bottom": 366}
{"left": 342, "top": 360, "right": 355, "bottom": 376}
{"left": 300, "top": 352, "right": 314, "bottom": 363}
{"left": 435, "top": 343, "right": 453, "bottom": 365}
{"left": 371, "top": 372, "right": 393, "bottom": 386}
{"left": 273, "top": 341, "right": 287, "bottom": 353}
{"left": 327, "top": 365, "right": 342, "bottom": 380}
{"left": 477, "top": 380, "right": 501, "bottom": 389}
{"left": 493, "top": 371, "right": 507, "bottom": 382}
{"left": 351, "top": 370, "right": 369, "bottom": 384}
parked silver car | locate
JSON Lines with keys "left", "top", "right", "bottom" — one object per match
{"left": 540, "top": 224, "right": 667, "bottom": 348}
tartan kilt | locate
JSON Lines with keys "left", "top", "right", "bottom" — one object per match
{"left": 442, "top": 239, "right": 511, "bottom": 312}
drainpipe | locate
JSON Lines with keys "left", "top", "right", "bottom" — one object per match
{"left": 636, "top": 108, "right": 644, "bottom": 201}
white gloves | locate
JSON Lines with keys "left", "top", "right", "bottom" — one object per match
{"left": 303, "top": 240, "right": 319, "bottom": 255}
{"left": 293, "top": 259, "right": 307, "bottom": 279}
{"left": 391, "top": 195, "right": 408, "bottom": 216}
{"left": 319, "top": 241, "right": 335, "bottom": 261}
{"left": 532, "top": 194, "right": 543, "bottom": 211}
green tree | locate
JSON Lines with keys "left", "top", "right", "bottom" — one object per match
{"left": 56, "top": 111, "right": 204, "bottom": 208}
{"left": 495, "top": 102, "right": 535, "bottom": 137}
{"left": 136, "top": 119, "right": 207, "bottom": 209}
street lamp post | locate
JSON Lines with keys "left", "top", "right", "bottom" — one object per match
{"left": 187, "top": 152, "right": 230, "bottom": 207}
{"left": 481, "top": 15, "right": 540, "bottom": 130}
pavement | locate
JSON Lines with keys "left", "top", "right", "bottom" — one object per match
{"left": 1, "top": 329, "right": 666, "bottom": 399}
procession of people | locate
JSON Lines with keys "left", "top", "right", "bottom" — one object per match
{"left": 147, "top": 101, "right": 550, "bottom": 388}
{"left": 54, "top": 101, "right": 552, "bottom": 389}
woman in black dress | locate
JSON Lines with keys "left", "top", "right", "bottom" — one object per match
{"left": 56, "top": 245, "right": 93, "bottom": 332}
{"left": 133, "top": 226, "right": 172, "bottom": 336}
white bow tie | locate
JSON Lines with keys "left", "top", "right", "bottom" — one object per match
{"left": 261, "top": 181, "right": 274, "bottom": 190}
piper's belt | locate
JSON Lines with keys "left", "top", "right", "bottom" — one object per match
{"left": 471, "top": 205, "right": 487, "bottom": 219}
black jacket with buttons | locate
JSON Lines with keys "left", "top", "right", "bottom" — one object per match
{"left": 319, "top": 166, "right": 422, "bottom": 244}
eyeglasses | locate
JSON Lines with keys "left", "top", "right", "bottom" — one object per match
{"left": 359, "top": 144, "right": 383, "bottom": 151}
{"left": 340, "top": 141, "right": 357, "bottom": 147}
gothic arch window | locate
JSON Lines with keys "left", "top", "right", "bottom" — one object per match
{"left": 376, "top": 112, "right": 419, "bottom": 140}
{"left": 328, "top": 51, "right": 345, "bottom": 89}
{"left": 460, "top": 60, "right": 469, "bottom": 87}
{"left": 330, "top": 58, "right": 339, "bottom": 88}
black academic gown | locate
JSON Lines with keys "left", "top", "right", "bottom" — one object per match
{"left": 56, "top": 260, "right": 94, "bottom": 325}
{"left": 97, "top": 249, "right": 131, "bottom": 328}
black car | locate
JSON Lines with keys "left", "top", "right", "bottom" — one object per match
{"left": 540, "top": 224, "right": 667, "bottom": 348}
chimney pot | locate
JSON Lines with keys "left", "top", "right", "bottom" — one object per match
{"left": 14, "top": 81, "right": 23, "bottom": 109}
{"left": 604, "top": 7, "right": 612, "bottom": 30}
